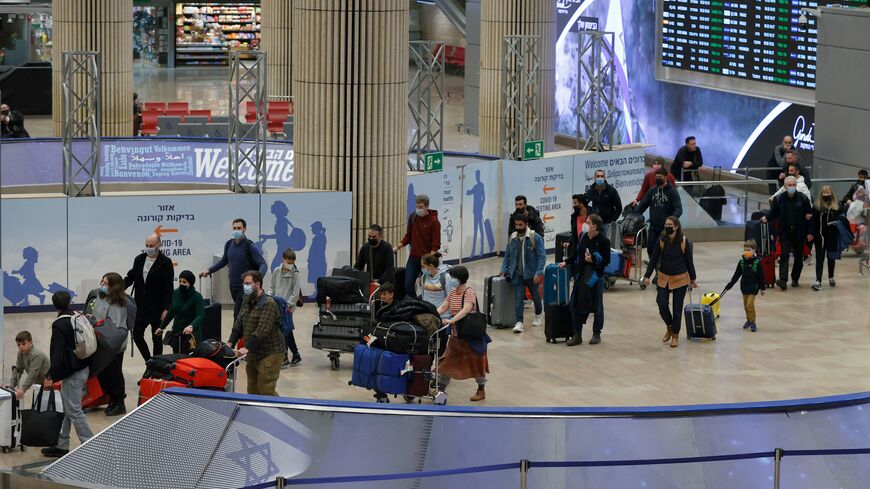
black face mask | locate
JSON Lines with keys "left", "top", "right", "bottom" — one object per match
{"left": 665, "top": 227, "right": 675, "bottom": 235}
{"left": 573, "top": 206, "right": 581, "bottom": 213}
{"left": 656, "top": 179, "right": 665, "bottom": 186}
{"left": 179, "top": 285, "right": 190, "bottom": 295}
{"left": 368, "top": 238, "right": 379, "bottom": 247}
{"left": 822, "top": 195, "right": 832, "bottom": 202}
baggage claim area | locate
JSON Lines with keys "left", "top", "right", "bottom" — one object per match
{"left": 0, "top": 1, "right": 869, "bottom": 488}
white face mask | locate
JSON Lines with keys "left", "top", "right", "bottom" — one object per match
{"left": 581, "top": 223, "right": 590, "bottom": 234}
{"left": 415, "top": 208, "right": 427, "bottom": 218}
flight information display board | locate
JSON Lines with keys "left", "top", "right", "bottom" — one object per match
{"left": 659, "top": 1, "right": 864, "bottom": 92}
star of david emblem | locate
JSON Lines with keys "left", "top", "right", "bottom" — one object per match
{"left": 226, "top": 432, "right": 281, "bottom": 485}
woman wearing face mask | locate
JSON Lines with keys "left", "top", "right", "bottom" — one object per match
{"left": 419, "top": 252, "right": 452, "bottom": 312}
{"left": 810, "top": 186, "right": 847, "bottom": 291}
{"left": 86, "top": 272, "right": 137, "bottom": 417}
{"left": 642, "top": 216, "right": 698, "bottom": 348}
{"left": 157, "top": 270, "right": 205, "bottom": 354}
{"left": 559, "top": 214, "right": 610, "bottom": 346}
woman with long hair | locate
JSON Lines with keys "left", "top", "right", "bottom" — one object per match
{"left": 88, "top": 272, "right": 136, "bottom": 416}
{"left": 642, "top": 216, "right": 698, "bottom": 348}
{"left": 811, "top": 186, "right": 847, "bottom": 291}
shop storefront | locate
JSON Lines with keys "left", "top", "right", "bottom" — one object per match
{"left": 174, "top": 1, "right": 260, "bottom": 66}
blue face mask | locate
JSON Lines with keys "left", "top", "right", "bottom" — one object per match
{"left": 243, "top": 284, "right": 254, "bottom": 296}
{"left": 595, "top": 178, "right": 605, "bottom": 186}
{"left": 448, "top": 278, "right": 460, "bottom": 289}
{"left": 232, "top": 230, "right": 244, "bottom": 240}
{"left": 787, "top": 187, "right": 796, "bottom": 194}
{"left": 99, "top": 285, "right": 109, "bottom": 295}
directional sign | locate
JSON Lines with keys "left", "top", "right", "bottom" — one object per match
{"left": 523, "top": 140, "right": 544, "bottom": 160}
{"left": 543, "top": 184, "right": 556, "bottom": 194}
{"left": 424, "top": 152, "right": 444, "bottom": 173}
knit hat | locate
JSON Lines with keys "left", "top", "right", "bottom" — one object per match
{"left": 179, "top": 270, "right": 196, "bottom": 287}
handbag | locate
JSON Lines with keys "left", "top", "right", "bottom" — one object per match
{"left": 21, "top": 389, "right": 65, "bottom": 447}
{"left": 455, "top": 289, "right": 487, "bottom": 339}
{"left": 93, "top": 317, "right": 127, "bottom": 352}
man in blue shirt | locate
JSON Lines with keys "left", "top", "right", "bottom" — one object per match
{"left": 201, "top": 218, "right": 268, "bottom": 318}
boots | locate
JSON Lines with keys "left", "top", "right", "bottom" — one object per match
{"left": 670, "top": 335, "right": 679, "bottom": 348}
{"left": 566, "top": 333, "right": 583, "bottom": 347}
{"left": 470, "top": 387, "right": 486, "bottom": 402}
{"left": 661, "top": 326, "right": 673, "bottom": 343}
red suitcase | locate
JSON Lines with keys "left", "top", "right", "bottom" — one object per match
{"left": 138, "top": 378, "right": 186, "bottom": 405}
{"left": 171, "top": 357, "right": 227, "bottom": 389}
{"left": 52, "top": 376, "right": 110, "bottom": 409}
{"left": 761, "top": 254, "right": 777, "bottom": 287}
{"left": 406, "top": 354, "right": 433, "bottom": 397}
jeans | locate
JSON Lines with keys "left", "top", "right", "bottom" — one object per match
{"left": 572, "top": 278, "right": 605, "bottom": 335}
{"left": 656, "top": 285, "right": 688, "bottom": 334}
{"left": 285, "top": 331, "right": 299, "bottom": 356}
{"left": 511, "top": 274, "right": 542, "bottom": 323}
{"left": 246, "top": 352, "right": 284, "bottom": 396}
{"left": 405, "top": 256, "right": 422, "bottom": 299}
{"left": 778, "top": 233, "right": 805, "bottom": 282}
{"left": 813, "top": 241, "right": 836, "bottom": 281}
{"left": 97, "top": 352, "right": 126, "bottom": 404}
{"left": 230, "top": 283, "right": 243, "bottom": 319}
{"left": 132, "top": 311, "right": 163, "bottom": 361}
{"left": 55, "top": 367, "right": 93, "bottom": 450}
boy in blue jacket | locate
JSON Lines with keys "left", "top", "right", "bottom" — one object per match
{"left": 724, "top": 240, "right": 766, "bottom": 332}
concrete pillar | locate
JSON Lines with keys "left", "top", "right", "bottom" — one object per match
{"left": 479, "top": 0, "right": 555, "bottom": 155}
{"left": 52, "top": 0, "right": 133, "bottom": 137}
{"left": 293, "top": 0, "right": 409, "bottom": 252}
{"left": 464, "top": 0, "right": 481, "bottom": 136}
{"left": 261, "top": 0, "right": 294, "bottom": 98}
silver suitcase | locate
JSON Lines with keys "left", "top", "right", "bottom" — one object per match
{"left": 483, "top": 275, "right": 515, "bottom": 328}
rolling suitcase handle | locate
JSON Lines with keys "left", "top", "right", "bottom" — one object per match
{"left": 687, "top": 288, "right": 701, "bottom": 336}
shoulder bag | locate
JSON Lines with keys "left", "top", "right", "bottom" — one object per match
{"left": 455, "top": 288, "right": 487, "bottom": 339}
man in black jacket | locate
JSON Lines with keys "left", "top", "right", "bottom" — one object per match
{"left": 41, "top": 292, "right": 93, "bottom": 458}
{"left": 843, "top": 169, "right": 867, "bottom": 208}
{"left": 0, "top": 104, "right": 29, "bottom": 139}
{"left": 671, "top": 136, "right": 703, "bottom": 182}
{"left": 584, "top": 169, "right": 622, "bottom": 238}
{"left": 508, "top": 195, "right": 545, "bottom": 237}
{"left": 636, "top": 167, "right": 683, "bottom": 258}
{"left": 354, "top": 224, "right": 395, "bottom": 283}
{"left": 762, "top": 176, "right": 813, "bottom": 290}
{"left": 124, "top": 233, "right": 174, "bottom": 361}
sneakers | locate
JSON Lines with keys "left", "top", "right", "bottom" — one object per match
{"left": 281, "top": 359, "right": 292, "bottom": 369}
{"left": 743, "top": 321, "right": 752, "bottom": 330}
{"left": 776, "top": 279, "right": 788, "bottom": 291}
{"left": 566, "top": 333, "right": 583, "bottom": 346}
{"left": 804, "top": 255, "right": 814, "bottom": 266}
{"left": 41, "top": 447, "right": 69, "bottom": 458}
{"left": 750, "top": 322, "right": 758, "bottom": 332}
{"left": 791, "top": 279, "right": 799, "bottom": 288}
{"left": 532, "top": 315, "right": 543, "bottom": 327}
{"left": 589, "top": 333, "right": 601, "bottom": 345}
{"left": 513, "top": 322, "right": 524, "bottom": 333}
{"left": 470, "top": 388, "right": 486, "bottom": 402}
{"left": 829, "top": 278, "right": 836, "bottom": 287}
{"left": 289, "top": 354, "right": 302, "bottom": 367}
{"left": 811, "top": 281, "right": 822, "bottom": 291}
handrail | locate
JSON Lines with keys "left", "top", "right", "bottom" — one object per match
{"left": 241, "top": 447, "right": 870, "bottom": 488}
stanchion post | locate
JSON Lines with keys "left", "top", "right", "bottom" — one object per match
{"left": 276, "top": 476, "right": 285, "bottom": 489}
{"left": 773, "top": 448, "right": 783, "bottom": 489}
{"left": 519, "top": 459, "right": 529, "bottom": 489}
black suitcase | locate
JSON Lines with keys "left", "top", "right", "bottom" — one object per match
{"left": 332, "top": 266, "right": 370, "bottom": 291}
{"left": 744, "top": 220, "right": 774, "bottom": 256}
{"left": 370, "top": 321, "right": 428, "bottom": 354}
{"left": 391, "top": 267, "right": 407, "bottom": 300}
{"left": 316, "top": 276, "right": 367, "bottom": 305}
{"left": 321, "top": 303, "right": 371, "bottom": 318}
{"left": 312, "top": 323, "right": 363, "bottom": 340}
{"left": 544, "top": 264, "right": 573, "bottom": 343}
{"left": 144, "top": 353, "right": 188, "bottom": 379}
{"left": 699, "top": 185, "right": 727, "bottom": 221}
{"left": 555, "top": 231, "right": 572, "bottom": 263}
{"left": 318, "top": 312, "right": 371, "bottom": 328}
{"left": 201, "top": 301, "right": 222, "bottom": 341}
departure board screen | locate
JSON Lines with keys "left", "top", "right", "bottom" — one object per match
{"left": 660, "top": 1, "right": 865, "bottom": 90}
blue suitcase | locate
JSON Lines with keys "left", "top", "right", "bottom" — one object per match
{"left": 684, "top": 296, "right": 717, "bottom": 340}
{"left": 375, "top": 350, "right": 410, "bottom": 395}
{"left": 543, "top": 263, "right": 570, "bottom": 305}
{"left": 603, "top": 249, "right": 624, "bottom": 277}
{"left": 351, "top": 344, "right": 382, "bottom": 390}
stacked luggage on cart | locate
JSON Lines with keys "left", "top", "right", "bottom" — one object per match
{"left": 603, "top": 204, "right": 647, "bottom": 289}
{"left": 311, "top": 270, "right": 371, "bottom": 370}
{"left": 138, "top": 339, "right": 243, "bottom": 405}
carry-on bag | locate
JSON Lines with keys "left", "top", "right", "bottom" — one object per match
{"left": 483, "top": 275, "right": 515, "bottom": 328}
{"left": 603, "top": 250, "right": 624, "bottom": 277}
{"left": 684, "top": 291, "right": 717, "bottom": 340}
{"left": 144, "top": 353, "right": 189, "bottom": 379}
{"left": 406, "top": 354, "right": 433, "bottom": 397}
{"left": 701, "top": 292, "right": 722, "bottom": 318}
{"left": 138, "top": 378, "right": 186, "bottom": 405}
{"left": 171, "top": 357, "right": 228, "bottom": 389}
{"left": 543, "top": 263, "right": 570, "bottom": 305}
{"left": 332, "top": 266, "right": 370, "bottom": 291}
{"left": 0, "top": 387, "right": 22, "bottom": 452}
{"left": 191, "top": 339, "right": 237, "bottom": 369}
{"left": 316, "top": 276, "right": 367, "bottom": 305}
{"left": 369, "top": 322, "right": 428, "bottom": 355}
{"left": 555, "top": 231, "right": 573, "bottom": 264}
{"left": 20, "top": 389, "right": 64, "bottom": 447}
{"left": 375, "top": 350, "right": 411, "bottom": 395}
{"left": 201, "top": 277, "right": 222, "bottom": 341}
{"left": 351, "top": 344, "right": 382, "bottom": 390}
{"left": 544, "top": 264, "right": 573, "bottom": 343}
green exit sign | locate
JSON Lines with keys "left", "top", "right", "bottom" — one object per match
{"left": 523, "top": 140, "right": 544, "bottom": 160}
{"left": 424, "top": 152, "right": 443, "bottom": 172}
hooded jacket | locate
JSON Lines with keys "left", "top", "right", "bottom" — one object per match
{"left": 400, "top": 210, "right": 441, "bottom": 259}
{"left": 635, "top": 182, "right": 683, "bottom": 230}
{"left": 269, "top": 263, "right": 301, "bottom": 312}
{"left": 508, "top": 205, "right": 545, "bottom": 237}
{"left": 420, "top": 263, "right": 453, "bottom": 309}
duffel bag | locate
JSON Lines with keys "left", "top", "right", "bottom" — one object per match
{"left": 369, "top": 321, "right": 428, "bottom": 355}
{"left": 316, "top": 276, "right": 367, "bottom": 306}
{"left": 144, "top": 353, "right": 188, "bottom": 379}
{"left": 191, "top": 339, "right": 237, "bottom": 369}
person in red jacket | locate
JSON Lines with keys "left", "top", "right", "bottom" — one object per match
{"left": 632, "top": 158, "right": 677, "bottom": 205}
{"left": 394, "top": 194, "right": 441, "bottom": 299}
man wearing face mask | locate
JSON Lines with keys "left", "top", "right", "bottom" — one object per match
{"left": 633, "top": 158, "right": 676, "bottom": 206}
{"left": 394, "top": 195, "right": 441, "bottom": 299}
{"left": 354, "top": 224, "right": 395, "bottom": 284}
{"left": 229, "top": 271, "right": 285, "bottom": 396}
{"left": 124, "top": 234, "right": 174, "bottom": 361}
{"left": 201, "top": 218, "right": 268, "bottom": 319}
{"left": 636, "top": 167, "right": 683, "bottom": 259}
{"left": 770, "top": 163, "right": 811, "bottom": 202}
{"left": 762, "top": 176, "right": 813, "bottom": 290}
{"left": 0, "top": 104, "right": 29, "bottom": 139}
{"left": 584, "top": 169, "right": 622, "bottom": 238}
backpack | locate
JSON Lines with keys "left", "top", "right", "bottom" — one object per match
{"left": 739, "top": 257, "right": 759, "bottom": 273}
{"left": 511, "top": 230, "right": 537, "bottom": 250}
{"left": 60, "top": 313, "right": 97, "bottom": 359}
{"left": 224, "top": 238, "right": 257, "bottom": 269}
{"left": 270, "top": 295, "right": 294, "bottom": 336}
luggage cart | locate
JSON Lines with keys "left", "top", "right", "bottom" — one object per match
{"left": 224, "top": 354, "right": 246, "bottom": 393}
{"left": 859, "top": 208, "right": 869, "bottom": 276}
{"left": 605, "top": 225, "right": 648, "bottom": 290}
{"left": 312, "top": 301, "right": 371, "bottom": 371}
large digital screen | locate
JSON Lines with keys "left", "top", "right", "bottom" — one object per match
{"left": 655, "top": 1, "right": 865, "bottom": 105}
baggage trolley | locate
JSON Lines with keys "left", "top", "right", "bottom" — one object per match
{"left": 312, "top": 301, "right": 371, "bottom": 371}
{"left": 224, "top": 354, "right": 246, "bottom": 393}
{"left": 859, "top": 208, "right": 870, "bottom": 276}
{"left": 605, "top": 224, "right": 648, "bottom": 290}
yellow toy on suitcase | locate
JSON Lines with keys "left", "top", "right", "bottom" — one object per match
{"left": 701, "top": 292, "right": 721, "bottom": 318}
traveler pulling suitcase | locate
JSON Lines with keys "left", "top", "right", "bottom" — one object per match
{"left": 483, "top": 275, "right": 515, "bottom": 328}
{"left": 684, "top": 291, "right": 717, "bottom": 341}
{"left": 544, "top": 264, "right": 573, "bottom": 343}
{"left": 0, "top": 387, "right": 23, "bottom": 453}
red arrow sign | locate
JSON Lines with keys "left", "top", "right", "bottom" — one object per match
{"left": 543, "top": 185, "right": 556, "bottom": 194}
{"left": 154, "top": 225, "right": 179, "bottom": 237}
{"left": 543, "top": 214, "right": 555, "bottom": 223}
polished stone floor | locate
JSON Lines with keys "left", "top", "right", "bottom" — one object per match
{"left": 2, "top": 242, "right": 869, "bottom": 468}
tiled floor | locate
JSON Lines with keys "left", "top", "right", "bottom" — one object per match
{"left": 2, "top": 242, "right": 869, "bottom": 468}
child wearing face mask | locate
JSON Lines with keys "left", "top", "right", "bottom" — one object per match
{"left": 268, "top": 248, "right": 302, "bottom": 367}
{"left": 724, "top": 240, "right": 766, "bottom": 332}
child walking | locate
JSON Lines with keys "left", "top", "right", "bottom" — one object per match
{"left": 268, "top": 248, "right": 302, "bottom": 368}
{"left": 724, "top": 240, "right": 766, "bottom": 332}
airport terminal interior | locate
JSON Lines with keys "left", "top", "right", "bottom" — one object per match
{"left": 0, "top": 1, "right": 869, "bottom": 488}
